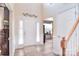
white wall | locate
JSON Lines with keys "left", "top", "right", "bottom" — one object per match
{"left": 13, "top": 3, "right": 43, "bottom": 49}
{"left": 6, "top": 3, "right": 43, "bottom": 55}
{"left": 53, "top": 6, "right": 79, "bottom": 56}
{"left": 23, "top": 17, "right": 42, "bottom": 46}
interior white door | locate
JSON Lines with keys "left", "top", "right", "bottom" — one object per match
{"left": 23, "top": 16, "right": 38, "bottom": 45}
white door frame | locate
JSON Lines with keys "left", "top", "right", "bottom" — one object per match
{"left": 5, "top": 3, "right": 15, "bottom": 56}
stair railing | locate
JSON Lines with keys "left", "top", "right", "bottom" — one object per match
{"left": 61, "top": 16, "right": 79, "bottom": 56}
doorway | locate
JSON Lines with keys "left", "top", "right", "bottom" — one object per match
{"left": 0, "top": 4, "right": 9, "bottom": 56}
{"left": 43, "top": 17, "right": 53, "bottom": 44}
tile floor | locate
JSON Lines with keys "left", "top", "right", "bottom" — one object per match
{"left": 14, "top": 39, "right": 56, "bottom": 56}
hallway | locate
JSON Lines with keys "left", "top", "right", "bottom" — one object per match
{"left": 0, "top": 3, "right": 79, "bottom": 56}
{"left": 14, "top": 39, "right": 55, "bottom": 56}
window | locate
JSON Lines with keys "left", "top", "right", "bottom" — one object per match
{"left": 36, "top": 22, "right": 40, "bottom": 42}
{"left": 18, "top": 20, "right": 24, "bottom": 44}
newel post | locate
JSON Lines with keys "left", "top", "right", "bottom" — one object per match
{"left": 61, "top": 37, "right": 66, "bottom": 56}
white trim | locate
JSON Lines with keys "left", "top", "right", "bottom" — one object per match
{"left": 5, "top": 3, "right": 15, "bottom": 56}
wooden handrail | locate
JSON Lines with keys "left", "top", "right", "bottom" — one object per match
{"left": 66, "top": 16, "right": 79, "bottom": 42}
{"left": 61, "top": 16, "right": 79, "bottom": 56}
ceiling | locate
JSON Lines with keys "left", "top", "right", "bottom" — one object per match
{"left": 5, "top": 3, "right": 78, "bottom": 19}
{"left": 43, "top": 3, "right": 77, "bottom": 18}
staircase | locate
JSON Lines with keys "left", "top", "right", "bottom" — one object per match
{"left": 60, "top": 16, "right": 79, "bottom": 56}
